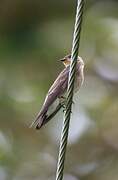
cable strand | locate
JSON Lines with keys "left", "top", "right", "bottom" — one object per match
{"left": 55, "top": 1, "right": 84, "bottom": 180}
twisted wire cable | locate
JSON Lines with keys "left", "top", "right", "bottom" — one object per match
{"left": 55, "top": 1, "right": 84, "bottom": 180}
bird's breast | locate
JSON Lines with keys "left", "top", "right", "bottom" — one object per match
{"left": 74, "top": 65, "right": 84, "bottom": 93}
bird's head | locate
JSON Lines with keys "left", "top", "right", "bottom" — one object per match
{"left": 60, "top": 54, "right": 84, "bottom": 68}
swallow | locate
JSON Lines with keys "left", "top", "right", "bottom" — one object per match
{"left": 30, "top": 54, "right": 84, "bottom": 129}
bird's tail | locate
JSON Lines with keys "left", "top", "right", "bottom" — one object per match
{"left": 29, "top": 110, "right": 48, "bottom": 129}
{"left": 42, "top": 103, "right": 62, "bottom": 126}
{"left": 30, "top": 103, "right": 63, "bottom": 130}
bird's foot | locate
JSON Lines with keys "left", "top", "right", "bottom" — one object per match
{"left": 59, "top": 96, "right": 66, "bottom": 102}
{"left": 59, "top": 96, "right": 66, "bottom": 112}
{"left": 59, "top": 96, "right": 75, "bottom": 113}
{"left": 62, "top": 105, "right": 66, "bottom": 113}
{"left": 60, "top": 102, "right": 66, "bottom": 113}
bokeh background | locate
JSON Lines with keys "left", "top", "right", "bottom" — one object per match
{"left": 0, "top": 0, "right": 118, "bottom": 179}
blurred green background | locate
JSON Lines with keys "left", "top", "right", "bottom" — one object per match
{"left": 0, "top": 0, "right": 118, "bottom": 179}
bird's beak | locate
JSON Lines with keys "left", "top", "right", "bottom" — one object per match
{"left": 60, "top": 58, "right": 66, "bottom": 62}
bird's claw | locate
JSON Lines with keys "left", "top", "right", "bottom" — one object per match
{"left": 59, "top": 97, "right": 66, "bottom": 112}
{"left": 59, "top": 96, "right": 75, "bottom": 113}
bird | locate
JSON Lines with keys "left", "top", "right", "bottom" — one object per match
{"left": 30, "top": 54, "right": 84, "bottom": 130}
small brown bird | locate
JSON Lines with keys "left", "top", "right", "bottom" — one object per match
{"left": 30, "top": 54, "right": 84, "bottom": 129}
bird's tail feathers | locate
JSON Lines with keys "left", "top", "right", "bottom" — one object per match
{"left": 43, "top": 103, "right": 62, "bottom": 125}
{"left": 30, "top": 103, "right": 63, "bottom": 130}
{"left": 29, "top": 110, "right": 47, "bottom": 129}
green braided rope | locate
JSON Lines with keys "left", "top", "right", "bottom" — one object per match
{"left": 55, "top": 1, "right": 84, "bottom": 180}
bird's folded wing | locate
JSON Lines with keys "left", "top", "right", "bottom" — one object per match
{"left": 30, "top": 66, "right": 70, "bottom": 129}
{"left": 41, "top": 66, "right": 70, "bottom": 113}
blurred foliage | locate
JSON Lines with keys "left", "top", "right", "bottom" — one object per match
{"left": 0, "top": 0, "right": 118, "bottom": 180}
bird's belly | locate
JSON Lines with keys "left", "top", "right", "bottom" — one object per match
{"left": 74, "top": 72, "right": 84, "bottom": 93}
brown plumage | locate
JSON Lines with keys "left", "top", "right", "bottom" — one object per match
{"left": 30, "top": 55, "right": 84, "bottom": 129}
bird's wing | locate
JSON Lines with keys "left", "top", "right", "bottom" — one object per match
{"left": 30, "top": 66, "right": 70, "bottom": 129}
{"left": 40, "top": 66, "right": 70, "bottom": 113}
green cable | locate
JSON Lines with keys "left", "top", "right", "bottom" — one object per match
{"left": 55, "top": 1, "right": 84, "bottom": 180}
